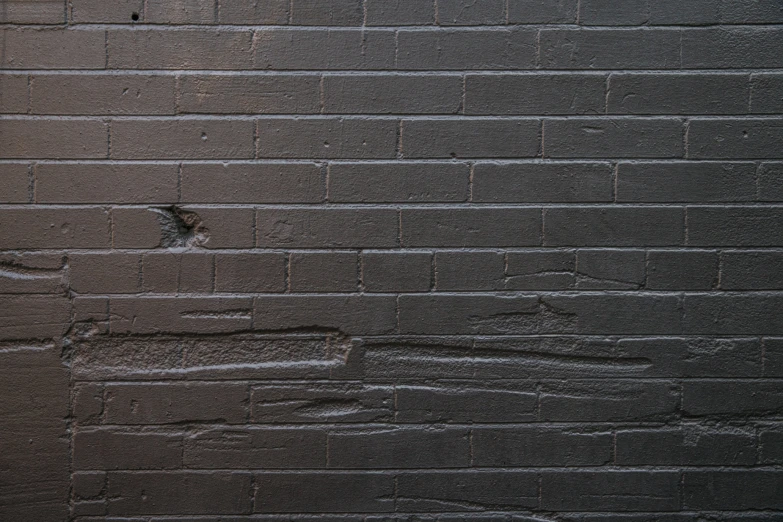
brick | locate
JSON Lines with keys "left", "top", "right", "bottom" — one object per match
{"left": 508, "top": 0, "right": 577, "bottom": 23}
{"left": 146, "top": 253, "right": 198, "bottom": 293}
{"left": 403, "top": 119, "right": 540, "bottom": 159}
{"left": 323, "top": 75, "right": 462, "bottom": 114}
{"left": 179, "top": 75, "right": 320, "bottom": 114}
{"left": 145, "top": 0, "right": 215, "bottom": 24}
{"left": 466, "top": 74, "right": 606, "bottom": 115}
{"left": 539, "top": 380, "right": 679, "bottom": 421}
{"left": 541, "top": 471, "right": 680, "bottom": 511}
{"left": 32, "top": 74, "right": 175, "bottom": 115}
{"left": 505, "top": 250, "right": 575, "bottom": 290}
{"left": 104, "top": 383, "right": 248, "bottom": 424}
{"left": 70, "top": 253, "right": 140, "bottom": 294}
{"left": 109, "top": 297, "right": 253, "bottom": 334}
{"left": 472, "top": 427, "right": 612, "bottom": 467}
{"left": 473, "top": 162, "right": 612, "bottom": 202}
{"left": 215, "top": 253, "right": 286, "bottom": 292}
{"left": 397, "top": 29, "right": 537, "bottom": 70}
{"left": 684, "top": 471, "right": 783, "bottom": 510}
{"left": 435, "top": 251, "right": 505, "bottom": 291}
{"left": 647, "top": 0, "right": 717, "bottom": 24}
{"left": 0, "top": 75, "right": 28, "bottom": 113}
{"left": 398, "top": 294, "right": 541, "bottom": 335}
{"left": 36, "top": 164, "right": 178, "bottom": 203}
{"left": 71, "top": 0, "right": 143, "bottom": 22}
{"left": 111, "top": 120, "right": 255, "bottom": 160}
{"left": 74, "top": 429, "right": 183, "bottom": 470}
{"left": 108, "top": 29, "right": 252, "bottom": 69}
{"left": 329, "top": 162, "right": 469, "bottom": 203}
{"left": 0, "top": 208, "right": 110, "bottom": 249}
{"left": 365, "top": 0, "right": 434, "bottom": 25}
{"left": 396, "top": 383, "right": 537, "bottom": 423}
{"left": 181, "top": 162, "right": 323, "bottom": 203}
{"left": 0, "top": 28, "right": 105, "bottom": 69}
{"left": 0, "top": 119, "right": 108, "bottom": 159}
{"left": 759, "top": 162, "right": 783, "bottom": 201}
{"left": 687, "top": 118, "right": 783, "bottom": 159}
{"left": 687, "top": 207, "right": 783, "bottom": 246}
{"left": 396, "top": 471, "right": 538, "bottom": 511}
{"left": 402, "top": 208, "right": 542, "bottom": 247}
{"left": 327, "top": 427, "right": 471, "bottom": 468}
{"left": 751, "top": 74, "right": 783, "bottom": 114}
{"left": 576, "top": 249, "right": 645, "bottom": 289}
{"left": 254, "top": 472, "right": 394, "bottom": 512}
{"left": 253, "top": 29, "right": 395, "bottom": 69}
{"left": 647, "top": 250, "right": 718, "bottom": 290}
{"left": 73, "top": 383, "right": 104, "bottom": 425}
{"left": 180, "top": 253, "right": 214, "bottom": 292}
{"left": 438, "top": 0, "right": 505, "bottom": 25}
{"left": 617, "top": 337, "right": 762, "bottom": 378}
{"left": 760, "top": 425, "right": 783, "bottom": 463}
{"left": 540, "top": 29, "right": 680, "bottom": 69}
{"left": 684, "top": 294, "right": 783, "bottom": 335}
{"left": 183, "top": 205, "right": 255, "bottom": 250}
{"left": 682, "top": 28, "right": 783, "bottom": 69}
{"left": 542, "top": 294, "right": 682, "bottom": 334}
{"left": 184, "top": 428, "right": 326, "bottom": 468}
{"left": 0, "top": 288, "right": 70, "bottom": 335}
{"left": 0, "top": 163, "right": 30, "bottom": 203}
{"left": 616, "top": 427, "right": 757, "bottom": 466}
{"left": 110, "top": 208, "right": 164, "bottom": 249}
{"left": 616, "top": 162, "right": 757, "bottom": 202}
{"left": 251, "top": 384, "right": 393, "bottom": 423}
{"left": 361, "top": 252, "right": 432, "bottom": 292}
{"left": 254, "top": 295, "right": 397, "bottom": 335}
{"left": 289, "top": 252, "right": 358, "bottom": 292}
{"left": 720, "top": 0, "right": 783, "bottom": 23}
{"left": 579, "top": 0, "right": 648, "bottom": 25}
{"left": 129, "top": 252, "right": 196, "bottom": 293}
{"left": 544, "top": 207, "right": 684, "bottom": 246}
{"left": 72, "top": 500, "right": 107, "bottom": 517}
{"left": 765, "top": 339, "right": 783, "bottom": 377}
{"left": 544, "top": 118, "right": 684, "bottom": 158}
{"left": 106, "top": 472, "right": 252, "bottom": 515}
{"left": 72, "top": 471, "right": 106, "bottom": 500}
{"left": 682, "top": 380, "right": 783, "bottom": 417}
{"left": 608, "top": 74, "right": 750, "bottom": 115}
{"left": 722, "top": 251, "right": 783, "bottom": 289}
{"left": 0, "top": 344, "right": 69, "bottom": 520}
{"left": 258, "top": 118, "right": 398, "bottom": 159}
{"left": 257, "top": 208, "right": 398, "bottom": 248}
{"left": 0, "top": 0, "right": 65, "bottom": 23}
{"left": 290, "top": 0, "right": 363, "bottom": 25}
{"left": 219, "top": 0, "right": 288, "bottom": 23}
{"left": 71, "top": 296, "right": 110, "bottom": 333}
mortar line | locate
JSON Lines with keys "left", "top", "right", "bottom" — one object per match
{"left": 28, "top": 163, "right": 35, "bottom": 203}
{"left": 177, "top": 162, "right": 182, "bottom": 202}
{"left": 26, "top": 74, "right": 32, "bottom": 114}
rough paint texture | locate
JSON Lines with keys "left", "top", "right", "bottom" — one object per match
{"left": 1, "top": 0, "right": 782, "bottom": 520}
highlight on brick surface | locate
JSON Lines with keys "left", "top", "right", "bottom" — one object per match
{"left": 1, "top": 0, "right": 783, "bottom": 520}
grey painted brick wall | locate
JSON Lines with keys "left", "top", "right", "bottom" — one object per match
{"left": 1, "top": 0, "right": 783, "bottom": 520}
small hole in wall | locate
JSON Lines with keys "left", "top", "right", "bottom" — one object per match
{"left": 131, "top": 12, "right": 139, "bottom": 21}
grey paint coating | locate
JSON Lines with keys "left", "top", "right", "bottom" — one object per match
{"left": 1, "top": 0, "right": 782, "bottom": 520}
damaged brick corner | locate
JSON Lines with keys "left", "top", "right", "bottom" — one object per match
{"left": 150, "top": 206, "right": 210, "bottom": 249}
